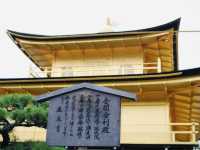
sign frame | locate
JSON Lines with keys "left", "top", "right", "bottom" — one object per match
{"left": 36, "top": 83, "right": 136, "bottom": 148}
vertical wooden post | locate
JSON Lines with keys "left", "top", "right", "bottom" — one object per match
{"left": 157, "top": 57, "right": 162, "bottom": 73}
{"left": 191, "top": 123, "right": 196, "bottom": 143}
{"left": 172, "top": 131, "right": 176, "bottom": 143}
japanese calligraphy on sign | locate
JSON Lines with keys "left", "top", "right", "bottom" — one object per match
{"left": 47, "top": 89, "right": 120, "bottom": 147}
{"left": 36, "top": 83, "right": 136, "bottom": 148}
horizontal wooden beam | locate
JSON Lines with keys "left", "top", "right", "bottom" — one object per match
{"left": 174, "top": 94, "right": 191, "bottom": 103}
{"left": 175, "top": 107, "right": 190, "bottom": 114}
{"left": 175, "top": 101, "right": 191, "bottom": 109}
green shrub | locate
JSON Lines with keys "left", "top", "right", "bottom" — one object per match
{"left": 3, "top": 142, "right": 65, "bottom": 150}
{"left": 0, "top": 93, "right": 48, "bottom": 147}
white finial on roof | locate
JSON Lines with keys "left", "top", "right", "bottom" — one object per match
{"left": 102, "top": 17, "right": 113, "bottom": 32}
{"left": 106, "top": 17, "right": 112, "bottom": 26}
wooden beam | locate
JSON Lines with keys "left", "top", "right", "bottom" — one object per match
{"left": 192, "top": 96, "right": 200, "bottom": 102}
{"left": 160, "top": 58, "right": 172, "bottom": 64}
{"left": 174, "top": 94, "right": 191, "bottom": 103}
{"left": 191, "top": 86, "right": 200, "bottom": 94}
{"left": 175, "top": 107, "right": 190, "bottom": 115}
{"left": 175, "top": 101, "right": 191, "bottom": 109}
{"left": 175, "top": 113, "right": 190, "bottom": 120}
{"left": 173, "top": 88, "right": 192, "bottom": 96}
{"left": 159, "top": 49, "right": 172, "bottom": 57}
{"left": 191, "top": 108, "right": 200, "bottom": 114}
{"left": 175, "top": 118, "right": 190, "bottom": 122}
{"left": 191, "top": 113, "right": 200, "bottom": 119}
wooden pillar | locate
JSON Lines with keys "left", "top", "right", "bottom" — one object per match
{"left": 191, "top": 123, "right": 196, "bottom": 143}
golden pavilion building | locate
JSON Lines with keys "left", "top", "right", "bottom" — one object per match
{"left": 1, "top": 18, "right": 200, "bottom": 149}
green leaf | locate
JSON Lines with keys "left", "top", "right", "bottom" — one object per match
{"left": 11, "top": 109, "right": 26, "bottom": 123}
{"left": 0, "top": 93, "right": 48, "bottom": 127}
{"left": 0, "top": 108, "right": 7, "bottom": 120}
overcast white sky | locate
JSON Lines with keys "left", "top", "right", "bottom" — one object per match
{"left": 0, "top": 0, "right": 200, "bottom": 78}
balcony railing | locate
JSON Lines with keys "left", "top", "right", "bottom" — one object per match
{"left": 29, "top": 62, "right": 160, "bottom": 78}
{"left": 170, "top": 122, "right": 199, "bottom": 143}
{"left": 3, "top": 122, "right": 198, "bottom": 144}
{"left": 121, "top": 122, "right": 199, "bottom": 144}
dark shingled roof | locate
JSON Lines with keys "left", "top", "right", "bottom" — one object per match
{"left": 7, "top": 18, "right": 181, "bottom": 40}
{"left": 36, "top": 83, "right": 137, "bottom": 102}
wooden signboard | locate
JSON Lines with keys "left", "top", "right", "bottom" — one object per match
{"left": 36, "top": 83, "right": 136, "bottom": 148}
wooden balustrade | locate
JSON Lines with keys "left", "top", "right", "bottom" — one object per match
{"left": 121, "top": 122, "right": 199, "bottom": 144}
{"left": 170, "top": 122, "right": 199, "bottom": 143}
{"left": 29, "top": 62, "right": 159, "bottom": 78}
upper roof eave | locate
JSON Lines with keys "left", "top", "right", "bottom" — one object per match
{"left": 7, "top": 18, "right": 181, "bottom": 41}
{"left": 6, "top": 18, "right": 181, "bottom": 71}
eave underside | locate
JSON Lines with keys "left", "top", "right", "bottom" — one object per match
{"left": 7, "top": 18, "right": 180, "bottom": 73}
{"left": 16, "top": 32, "right": 175, "bottom": 73}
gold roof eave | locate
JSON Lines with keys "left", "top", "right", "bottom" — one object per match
{"left": 0, "top": 69, "right": 200, "bottom": 94}
{"left": 15, "top": 31, "right": 173, "bottom": 69}
{"left": 7, "top": 18, "right": 180, "bottom": 70}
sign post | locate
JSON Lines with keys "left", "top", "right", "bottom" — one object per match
{"left": 36, "top": 83, "right": 136, "bottom": 149}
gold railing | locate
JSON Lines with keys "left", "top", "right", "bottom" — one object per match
{"left": 170, "top": 122, "right": 199, "bottom": 143}
{"left": 29, "top": 62, "right": 159, "bottom": 78}
{"left": 0, "top": 122, "right": 198, "bottom": 143}
{"left": 123, "top": 122, "right": 199, "bottom": 144}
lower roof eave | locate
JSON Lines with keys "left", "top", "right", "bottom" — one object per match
{"left": 1, "top": 67, "right": 200, "bottom": 84}
{"left": 0, "top": 67, "right": 200, "bottom": 94}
